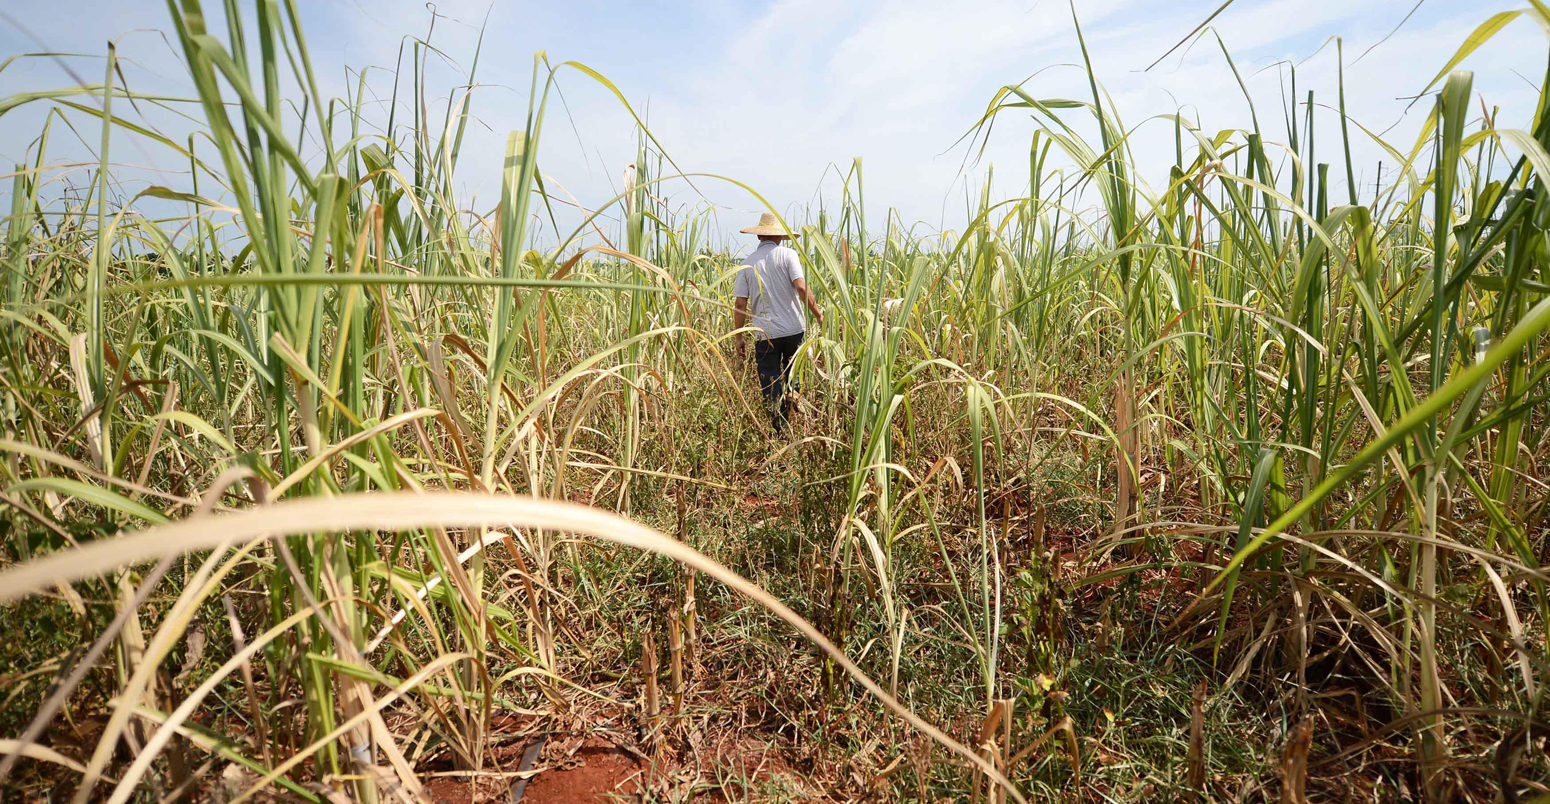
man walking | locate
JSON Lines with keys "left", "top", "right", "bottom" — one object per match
{"left": 733, "top": 212, "right": 824, "bottom": 432}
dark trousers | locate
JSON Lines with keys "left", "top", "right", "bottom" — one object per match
{"left": 754, "top": 332, "right": 804, "bottom": 431}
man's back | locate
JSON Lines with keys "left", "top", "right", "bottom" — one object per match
{"left": 734, "top": 240, "right": 806, "bottom": 339}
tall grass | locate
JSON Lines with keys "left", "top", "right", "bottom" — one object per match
{"left": 2, "top": 1, "right": 1549, "bottom": 801}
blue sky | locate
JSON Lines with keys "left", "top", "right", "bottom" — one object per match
{"left": 0, "top": 0, "right": 1542, "bottom": 246}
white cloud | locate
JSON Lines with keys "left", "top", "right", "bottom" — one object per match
{"left": 0, "top": 0, "right": 1541, "bottom": 245}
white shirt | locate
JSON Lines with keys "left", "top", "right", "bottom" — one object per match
{"left": 733, "top": 241, "right": 806, "bottom": 340}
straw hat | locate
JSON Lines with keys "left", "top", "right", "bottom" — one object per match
{"left": 740, "top": 212, "right": 797, "bottom": 238}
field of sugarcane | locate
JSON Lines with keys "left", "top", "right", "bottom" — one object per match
{"left": 2, "top": 1, "right": 1550, "bottom": 802}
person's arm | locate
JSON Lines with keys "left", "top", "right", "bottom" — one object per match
{"left": 784, "top": 247, "right": 823, "bottom": 328}
{"left": 792, "top": 278, "right": 823, "bottom": 327}
{"left": 733, "top": 297, "right": 750, "bottom": 357}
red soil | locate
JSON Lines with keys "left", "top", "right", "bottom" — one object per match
{"left": 420, "top": 736, "right": 644, "bottom": 804}
{"left": 423, "top": 775, "right": 506, "bottom": 803}
{"left": 517, "top": 739, "right": 645, "bottom": 804}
